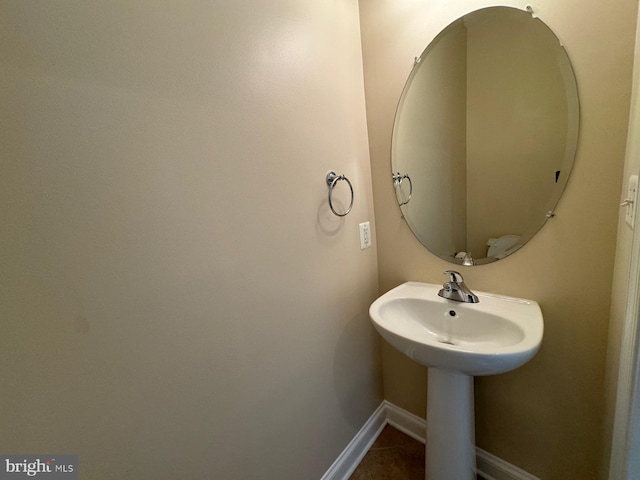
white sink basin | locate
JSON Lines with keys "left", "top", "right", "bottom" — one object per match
{"left": 369, "top": 281, "right": 543, "bottom": 376}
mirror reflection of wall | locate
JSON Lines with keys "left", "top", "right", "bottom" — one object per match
{"left": 466, "top": 9, "right": 568, "bottom": 258}
{"left": 392, "top": 7, "right": 578, "bottom": 265}
{"left": 393, "top": 22, "right": 467, "bottom": 257}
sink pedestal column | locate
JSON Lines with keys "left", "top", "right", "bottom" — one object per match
{"left": 426, "top": 368, "right": 475, "bottom": 480}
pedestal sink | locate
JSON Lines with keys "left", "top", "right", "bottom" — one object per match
{"left": 369, "top": 281, "right": 543, "bottom": 479}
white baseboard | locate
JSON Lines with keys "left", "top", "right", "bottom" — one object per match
{"left": 321, "top": 400, "right": 540, "bottom": 480}
{"left": 320, "top": 402, "right": 387, "bottom": 480}
{"left": 476, "top": 448, "right": 541, "bottom": 480}
{"left": 384, "top": 400, "right": 426, "bottom": 443}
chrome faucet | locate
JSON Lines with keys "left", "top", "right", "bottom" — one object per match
{"left": 438, "top": 270, "right": 479, "bottom": 303}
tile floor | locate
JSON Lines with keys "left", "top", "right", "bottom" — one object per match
{"left": 349, "top": 425, "right": 483, "bottom": 479}
{"left": 349, "top": 425, "right": 424, "bottom": 479}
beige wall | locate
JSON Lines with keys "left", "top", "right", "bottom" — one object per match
{"left": 0, "top": 1, "right": 382, "bottom": 478}
{"left": 359, "top": 0, "right": 636, "bottom": 478}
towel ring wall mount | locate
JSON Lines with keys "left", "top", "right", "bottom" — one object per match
{"left": 393, "top": 172, "right": 412, "bottom": 206}
{"left": 326, "top": 171, "right": 354, "bottom": 217}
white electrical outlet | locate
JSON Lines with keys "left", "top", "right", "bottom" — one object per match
{"left": 625, "top": 175, "right": 639, "bottom": 229}
{"left": 359, "top": 222, "right": 372, "bottom": 249}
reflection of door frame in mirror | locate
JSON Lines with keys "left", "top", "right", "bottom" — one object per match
{"left": 391, "top": 5, "right": 580, "bottom": 266}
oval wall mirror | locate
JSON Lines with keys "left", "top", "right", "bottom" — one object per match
{"left": 392, "top": 6, "right": 579, "bottom": 265}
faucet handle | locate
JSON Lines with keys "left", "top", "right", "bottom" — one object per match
{"left": 444, "top": 270, "right": 464, "bottom": 284}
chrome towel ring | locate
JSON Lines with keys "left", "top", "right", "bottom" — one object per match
{"left": 393, "top": 172, "right": 412, "bottom": 206}
{"left": 326, "top": 171, "right": 354, "bottom": 217}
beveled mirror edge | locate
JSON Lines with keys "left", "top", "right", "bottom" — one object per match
{"left": 390, "top": 5, "right": 580, "bottom": 266}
